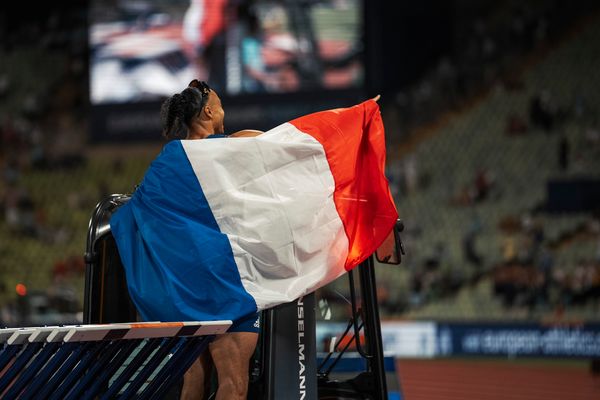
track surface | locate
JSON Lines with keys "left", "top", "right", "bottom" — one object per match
{"left": 397, "top": 359, "right": 600, "bottom": 400}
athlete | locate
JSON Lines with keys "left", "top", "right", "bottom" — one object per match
{"left": 160, "top": 79, "right": 261, "bottom": 400}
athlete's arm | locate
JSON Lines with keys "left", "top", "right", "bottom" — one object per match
{"left": 229, "top": 97, "right": 378, "bottom": 138}
{"left": 229, "top": 129, "right": 263, "bottom": 137}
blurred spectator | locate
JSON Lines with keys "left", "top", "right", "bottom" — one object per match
{"left": 462, "top": 214, "right": 484, "bottom": 267}
{"left": 52, "top": 255, "right": 85, "bottom": 281}
{"left": 409, "top": 270, "right": 425, "bottom": 308}
{"left": 505, "top": 113, "right": 528, "bottom": 136}
{"left": 426, "top": 242, "right": 447, "bottom": 269}
{"left": 4, "top": 183, "right": 37, "bottom": 237}
{"left": 473, "top": 168, "right": 494, "bottom": 202}
{"left": 558, "top": 132, "right": 570, "bottom": 171}
{"left": 403, "top": 154, "right": 419, "bottom": 195}
{"left": 450, "top": 168, "right": 496, "bottom": 207}
{"left": 239, "top": 6, "right": 269, "bottom": 93}
{"left": 182, "top": 0, "right": 228, "bottom": 85}
{"left": 584, "top": 123, "right": 600, "bottom": 148}
{"left": 529, "top": 89, "right": 557, "bottom": 131}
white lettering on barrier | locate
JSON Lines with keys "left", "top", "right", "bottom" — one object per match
{"left": 460, "top": 328, "right": 600, "bottom": 357}
{"left": 297, "top": 297, "right": 306, "bottom": 400}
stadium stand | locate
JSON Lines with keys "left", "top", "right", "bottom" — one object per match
{"left": 377, "top": 9, "right": 600, "bottom": 321}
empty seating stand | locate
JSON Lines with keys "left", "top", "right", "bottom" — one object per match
{"left": 0, "top": 320, "right": 231, "bottom": 399}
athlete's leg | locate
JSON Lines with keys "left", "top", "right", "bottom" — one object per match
{"left": 180, "top": 350, "right": 213, "bottom": 400}
{"left": 209, "top": 332, "right": 259, "bottom": 400}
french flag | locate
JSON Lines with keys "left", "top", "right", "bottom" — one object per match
{"left": 110, "top": 99, "right": 398, "bottom": 324}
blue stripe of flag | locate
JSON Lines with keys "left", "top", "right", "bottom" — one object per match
{"left": 110, "top": 140, "right": 257, "bottom": 324}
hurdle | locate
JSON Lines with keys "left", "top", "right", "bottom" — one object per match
{"left": 0, "top": 320, "right": 231, "bottom": 399}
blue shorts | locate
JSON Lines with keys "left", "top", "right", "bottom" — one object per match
{"left": 228, "top": 312, "right": 260, "bottom": 333}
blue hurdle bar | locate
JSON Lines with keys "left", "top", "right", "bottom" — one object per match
{"left": 0, "top": 320, "right": 231, "bottom": 399}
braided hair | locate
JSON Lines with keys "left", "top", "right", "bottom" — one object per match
{"left": 160, "top": 80, "right": 211, "bottom": 140}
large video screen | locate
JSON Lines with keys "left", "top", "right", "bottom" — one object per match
{"left": 90, "top": 0, "right": 364, "bottom": 105}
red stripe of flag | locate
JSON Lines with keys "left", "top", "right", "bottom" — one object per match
{"left": 290, "top": 99, "right": 398, "bottom": 270}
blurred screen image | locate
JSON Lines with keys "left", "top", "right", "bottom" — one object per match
{"left": 89, "top": 0, "right": 364, "bottom": 105}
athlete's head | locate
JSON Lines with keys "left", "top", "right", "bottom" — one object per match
{"left": 160, "top": 80, "right": 225, "bottom": 140}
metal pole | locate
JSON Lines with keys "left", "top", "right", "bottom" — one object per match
{"left": 358, "top": 255, "right": 388, "bottom": 400}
